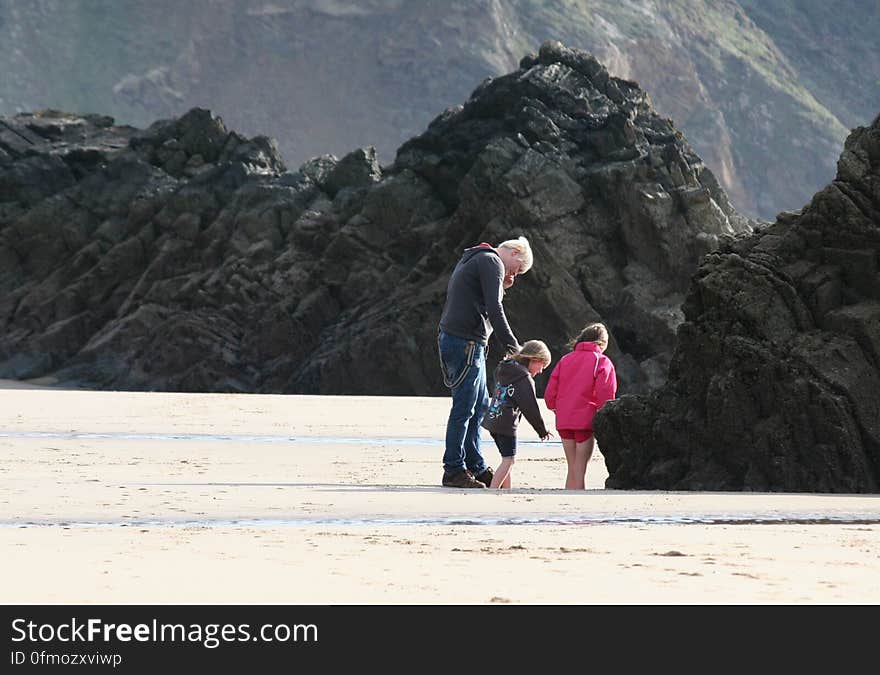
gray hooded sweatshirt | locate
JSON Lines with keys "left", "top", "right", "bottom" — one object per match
{"left": 438, "top": 244, "right": 519, "bottom": 353}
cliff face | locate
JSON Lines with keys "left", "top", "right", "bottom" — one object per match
{"left": 0, "top": 42, "right": 751, "bottom": 396}
{"left": 594, "top": 113, "right": 880, "bottom": 494}
{"left": 1, "top": 0, "right": 876, "bottom": 221}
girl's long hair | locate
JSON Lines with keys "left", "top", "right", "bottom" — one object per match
{"left": 566, "top": 323, "right": 608, "bottom": 350}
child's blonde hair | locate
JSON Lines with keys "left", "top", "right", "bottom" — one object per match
{"left": 566, "top": 322, "right": 609, "bottom": 350}
{"left": 511, "top": 339, "right": 552, "bottom": 366}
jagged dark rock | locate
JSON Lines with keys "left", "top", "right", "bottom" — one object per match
{"left": 594, "top": 113, "right": 880, "bottom": 493}
{"left": 0, "top": 42, "right": 752, "bottom": 397}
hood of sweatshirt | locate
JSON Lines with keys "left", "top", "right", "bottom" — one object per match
{"left": 575, "top": 341, "right": 603, "bottom": 354}
{"left": 460, "top": 242, "right": 499, "bottom": 265}
{"left": 494, "top": 358, "right": 530, "bottom": 387}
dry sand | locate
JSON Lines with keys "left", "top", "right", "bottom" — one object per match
{"left": 1, "top": 383, "right": 878, "bottom": 604}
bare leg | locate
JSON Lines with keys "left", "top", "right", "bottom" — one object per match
{"left": 570, "top": 436, "right": 596, "bottom": 490}
{"left": 501, "top": 466, "right": 512, "bottom": 489}
{"left": 562, "top": 438, "right": 578, "bottom": 489}
{"left": 491, "top": 457, "right": 515, "bottom": 489}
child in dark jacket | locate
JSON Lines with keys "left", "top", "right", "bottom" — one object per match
{"left": 481, "top": 340, "right": 553, "bottom": 488}
{"left": 544, "top": 322, "right": 618, "bottom": 490}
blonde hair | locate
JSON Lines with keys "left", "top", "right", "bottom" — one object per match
{"left": 566, "top": 322, "right": 609, "bottom": 350}
{"left": 497, "top": 236, "right": 533, "bottom": 274}
{"left": 511, "top": 339, "right": 551, "bottom": 366}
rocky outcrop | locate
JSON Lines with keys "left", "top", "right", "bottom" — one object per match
{"left": 594, "top": 113, "right": 880, "bottom": 493}
{"left": 4, "top": 1, "right": 874, "bottom": 221}
{"left": 0, "top": 42, "right": 751, "bottom": 395}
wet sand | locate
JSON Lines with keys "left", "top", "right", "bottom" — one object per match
{"left": 1, "top": 384, "right": 878, "bottom": 603}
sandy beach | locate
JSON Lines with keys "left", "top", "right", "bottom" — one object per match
{"left": 1, "top": 383, "right": 878, "bottom": 604}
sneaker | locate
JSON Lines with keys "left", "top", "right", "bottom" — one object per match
{"left": 473, "top": 467, "right": 494, "bottom": 488}
{"left": 442, "top": 470, "right": 486, "bottom": 489}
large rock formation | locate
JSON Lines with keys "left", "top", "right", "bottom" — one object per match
{"left": 0, "top": 42, "right": 751, "bottom": 395}
{"left": 594, "top": 113, "right": 880, "bottom": 493}
{"left": 4, "top": 0, "right": 876, "bottom": 221}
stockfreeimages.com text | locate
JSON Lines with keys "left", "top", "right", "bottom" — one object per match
{"left": 11, "top": 617, "right": 317, "bottom": 649}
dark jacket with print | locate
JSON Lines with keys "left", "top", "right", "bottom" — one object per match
{"left": 481, "top": 359, "right": 549, "bottom": 438}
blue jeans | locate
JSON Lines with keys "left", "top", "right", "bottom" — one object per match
{"left": 438, "top": 331, "right": 489, "bottom": 477}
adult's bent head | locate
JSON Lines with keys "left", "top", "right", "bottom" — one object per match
{"left": 497, "top": 236, "right": 533, "bottom": 289}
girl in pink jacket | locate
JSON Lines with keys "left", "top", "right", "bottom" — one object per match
{"left": 544, "top": 322, "right": 618, "bottom": 489}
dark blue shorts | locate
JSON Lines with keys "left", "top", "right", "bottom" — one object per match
{"left": 491, "top": 432, "right": 517, "bottom": 458}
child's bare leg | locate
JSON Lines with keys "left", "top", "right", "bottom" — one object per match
{"left": 501, "top": 463, "right": 513, "bottom": 489}
{"left": 490, "top": 457, "right": 514, "bottom": 488}
{"left": 562, "top": 438, "right": 578, "bottom": 489}
{"left": 584, "top": 435, "right": 595, "bottom": 468}
{"left": 571, "top": 436, "right": 596, "bottom": 489}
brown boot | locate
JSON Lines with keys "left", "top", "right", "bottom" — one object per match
{"left": 442, "top": 470, "right": 486, "bottom": 488}
{"left": 473, "top": 467, "right": 494, "bottom": 487}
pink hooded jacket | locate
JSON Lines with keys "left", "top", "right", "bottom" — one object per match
{"left": 544, "top": 341, "right": 618, "bottom": 431}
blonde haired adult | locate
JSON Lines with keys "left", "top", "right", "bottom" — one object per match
{"left": 496, "top": 236, "right": 533, "bottom": 288}
{"left": 438, "top": 235, "right": 535, "bottom": 489}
